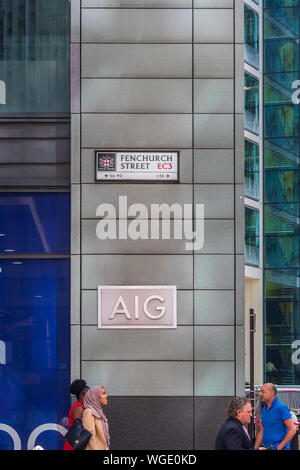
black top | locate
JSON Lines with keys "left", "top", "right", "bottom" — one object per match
{"left": 215, "top": 418, "right": 254, "bottom": 450}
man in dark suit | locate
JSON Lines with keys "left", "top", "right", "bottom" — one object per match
{"left": 215, "top": 396, "right": 263, "bottom": 450}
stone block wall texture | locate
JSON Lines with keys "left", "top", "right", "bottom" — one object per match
{"left": 71, "top": 0, "right": 244, "bottom": 449}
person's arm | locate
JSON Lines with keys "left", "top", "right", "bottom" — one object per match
{"left": 254, "top": 423, "right": 263, "bottom": 449}
{"left": 277, "top": 419, "right": 296, "bottom": 450}
{"left": 72, "top": 404, "right": 84, "bottom": 421}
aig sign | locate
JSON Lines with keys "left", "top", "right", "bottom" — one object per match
{"left": 98, "top": 286, "right": 177, "bottom": 329}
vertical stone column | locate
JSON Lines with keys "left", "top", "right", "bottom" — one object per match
{"left": 70, "top": 0, "right": 245, "bottom": 449}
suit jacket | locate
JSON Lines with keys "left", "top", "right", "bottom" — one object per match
{"left": 215, "top": 418, "right": 254, "bottom": 450}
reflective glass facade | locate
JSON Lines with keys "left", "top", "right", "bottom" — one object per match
{"left": 0, "top": 194, "right": 70, "bottom": 449}
{"left": 245, "top": 72, "right": 260, "bottom": 134}
{"left": 245, "top": 206, "right": 260, "bottom": 266}
{"left": 0, "top": 0, "right": 70, "bottom": 113}
{"left": 0, "top": 1, "right": 71, "bottom": 450}
{"left": 0, "top": 193, "right": 70, "bottom": 254}
{"left": 245, "top": 4, "right": 259, "bottom": 69}
{"left": 264, "top": 0, "right": 300, "bottom": 385}
{"left": 245, "top": 139, "right": 260, "bottom": 200}
{"left": 0, "top": 259, "right": 70, "bottom": 450}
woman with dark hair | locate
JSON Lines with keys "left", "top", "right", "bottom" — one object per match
{"left": 63, "top": 379, "right": 89, "bottom": 450}
{"left": 82, "top": 385, "right": 110, "bottom": 450}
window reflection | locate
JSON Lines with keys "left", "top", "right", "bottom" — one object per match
{"left": 0, "top": 0, "right": 70, "bottom": 113}
{"left": 245, "top": 72, "right": 259, "bottom": 134}
{"left": 264, "top": 0, "right": 300, "bottom": 385}
{"left": 0, "top": 259, "right": 70, "bottom": 449}
{"left": 245, "top": 206, "right": 260, "bottom": 266}
{"left": 245, "top": 139, "right": 259, "bottom": 200}
{"left": 244, "top": 5, "right": 259, "bottom": 69}
{"left": 0, "top": 193, "right": 70, "bottom": 254}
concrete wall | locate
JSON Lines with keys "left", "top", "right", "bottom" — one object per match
{"left": 70, "top": 0, "right": 245, "bottom": 450}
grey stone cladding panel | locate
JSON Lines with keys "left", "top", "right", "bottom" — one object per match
{"left": 82, "top": 79, "right": 192, "bottom": 113}
{"left": 194, "top": 326, "right": 235, "bottom": 361}
{"left": 194, "top": 290, "right": 234, "bottom": 325}
{"left": 82, "top": 361, "right": 194, "bottom": 396}
{"left": 194, "top": 9, "right": 234, "bottom": 43}
{"left": 194, "top": 114, "right": 234, "bottom": 148}
{"left": 195, "top": 0, "right": 233, "bottom": 6}
{"left": 194, "top": 362, "right": 235, "bottom": 396}
{"left": 81, "top": 184, "right": 193, "bottom": 218}
{"left": 82, "top": 326, "right": 193, "bottom": 360}
{"left": 194, "top": 184, "right": 234, "bottom": 219}
{"left": 194, "top": 150, "right": 234, "bottom": 184}
{"left": 81, "top": 219, "right": 234, "bottom": 254}
{"left": 82, "top": 9, "right": 192, "bottom": 43}
{"left": 194, "top": 254, "right": 234, "bottom": 289}
{"left": 194, "top": 79, "right": 234, "bottom": 114}
{"left": 82, "top": 114, "right": 192, "bottom": 148}
{"left": 194, "top": 44, "right": 234, "bottom": 78}
{"left": 82, "top": 0, "right": 192, "bottom": 6}
{"left": 107, "top": 396, "right": 194, "bottom": 450}
{"left": 82, "top": 254, "right": 193, "bottom": 289}
{"left": 82, "top": 44, "right": 192, "bottom": 78}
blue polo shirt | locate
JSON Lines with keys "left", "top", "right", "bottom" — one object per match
{"left": 261, "top": 397, "right": 292, "bottom": 449}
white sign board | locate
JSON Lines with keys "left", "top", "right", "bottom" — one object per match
{"left": 98, "top": 286, "right": 177, "bottom": 329}
{"left": 95, "top": 151, "right": 179, "bottom": 182}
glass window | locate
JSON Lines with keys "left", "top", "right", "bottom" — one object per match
{"left": 244, "top": 5, "right": 259, "bottom": 69}
{"left": 0, "top": 193, "right": 70, "bottom": 254}
{"left": 245, "top": 140, "right": 260, "bottom": 200}
{"left": 244, "top": 72, "right": 260, "bottom": 134}
{"left": 245, "top": 206, "right": 260, "bottom": 266}
{"left": 264, "top": 39, "right": 298, "bottom": 74}
{"left": 264, "top": 269, "right": 300, "bottom": 385}
{"left": 0, "top": 259, "right": 70, "bottom": 450}
{"left": 0, "top": 0, "right": 70, "bottom": 113}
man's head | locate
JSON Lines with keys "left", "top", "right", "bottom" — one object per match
{"left": 259, "top": 383, "right": 277, "bottom": 405}
{"left": 228, "top": 396, "right": 252, "bottom": 425}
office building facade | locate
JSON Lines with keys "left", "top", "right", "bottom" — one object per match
{"left": 244, "top": 0, "right": 300, "bottom": 388}
{"left": 0, "top": 0, "right": 245, "bottom": 450}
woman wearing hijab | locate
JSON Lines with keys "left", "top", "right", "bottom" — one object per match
{"left": 82, "top": 385, "right": 110, "bottom": 450}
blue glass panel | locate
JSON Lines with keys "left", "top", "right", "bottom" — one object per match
{"left": 245, "top": 139, "right": 260, "bottom": 200}
{"left": 264, "top": 170, "right": 299, "bottom": 204}
{"left": 245, "top": 207, "right": 260, "bottom": 266}
{"left": 245, "top": 72, "right": 260, "bottom": 134}
{"left": 0, "top": 260, "right": 70, "bottom": 450}
{"left": 264, "top": 104, "right": 299, "bottom": 139}
{"left": 265, "top": 0, "right": 300, "bottom": 7}
{"left": 0, "top": 0, "right": 70, "bottom": 113}
{"left": 265, "top": 7, "right": 299, "bottom": 39}
{"left": 0, "top": 193, "right": 70, "bottom": 254}
{"left": 265, "top": 235, "right": 300, "bottom": 268}
{"left": 264, "top": 39, "right": 298, "bottom": 74}
{"left": 244, "top": 5, "right": 259, "bottom": 69}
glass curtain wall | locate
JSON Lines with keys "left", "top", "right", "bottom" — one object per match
{"left": 0, "top": 0, "right": 70, "bottom": 112}
{"left": 245, "top": 4, "right": 260, "bottom": 69}
{"left": 0, "top": 0, "right": 71, "bottom": 450}
{"left": 245, "top": 72, "right": 260, "bottom": 134}
{"left": 245, "top": 139, "right": 260, "bottom": 199}
{"left": 245, "top": 206, "right": 260, "bottom": 266}
{"left": 0, "top": 194, "right": 70, "bottom": 450}
{"left": 264, "top": 0, "right": 300, "bottom": 385}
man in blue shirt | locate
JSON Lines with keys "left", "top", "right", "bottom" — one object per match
{"left": 254, "top": 383, "right": 296, "bottom": 450}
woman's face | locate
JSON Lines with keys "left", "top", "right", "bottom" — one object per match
{"left": 100, "top": 387, "right": 108, "bottom": 406}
